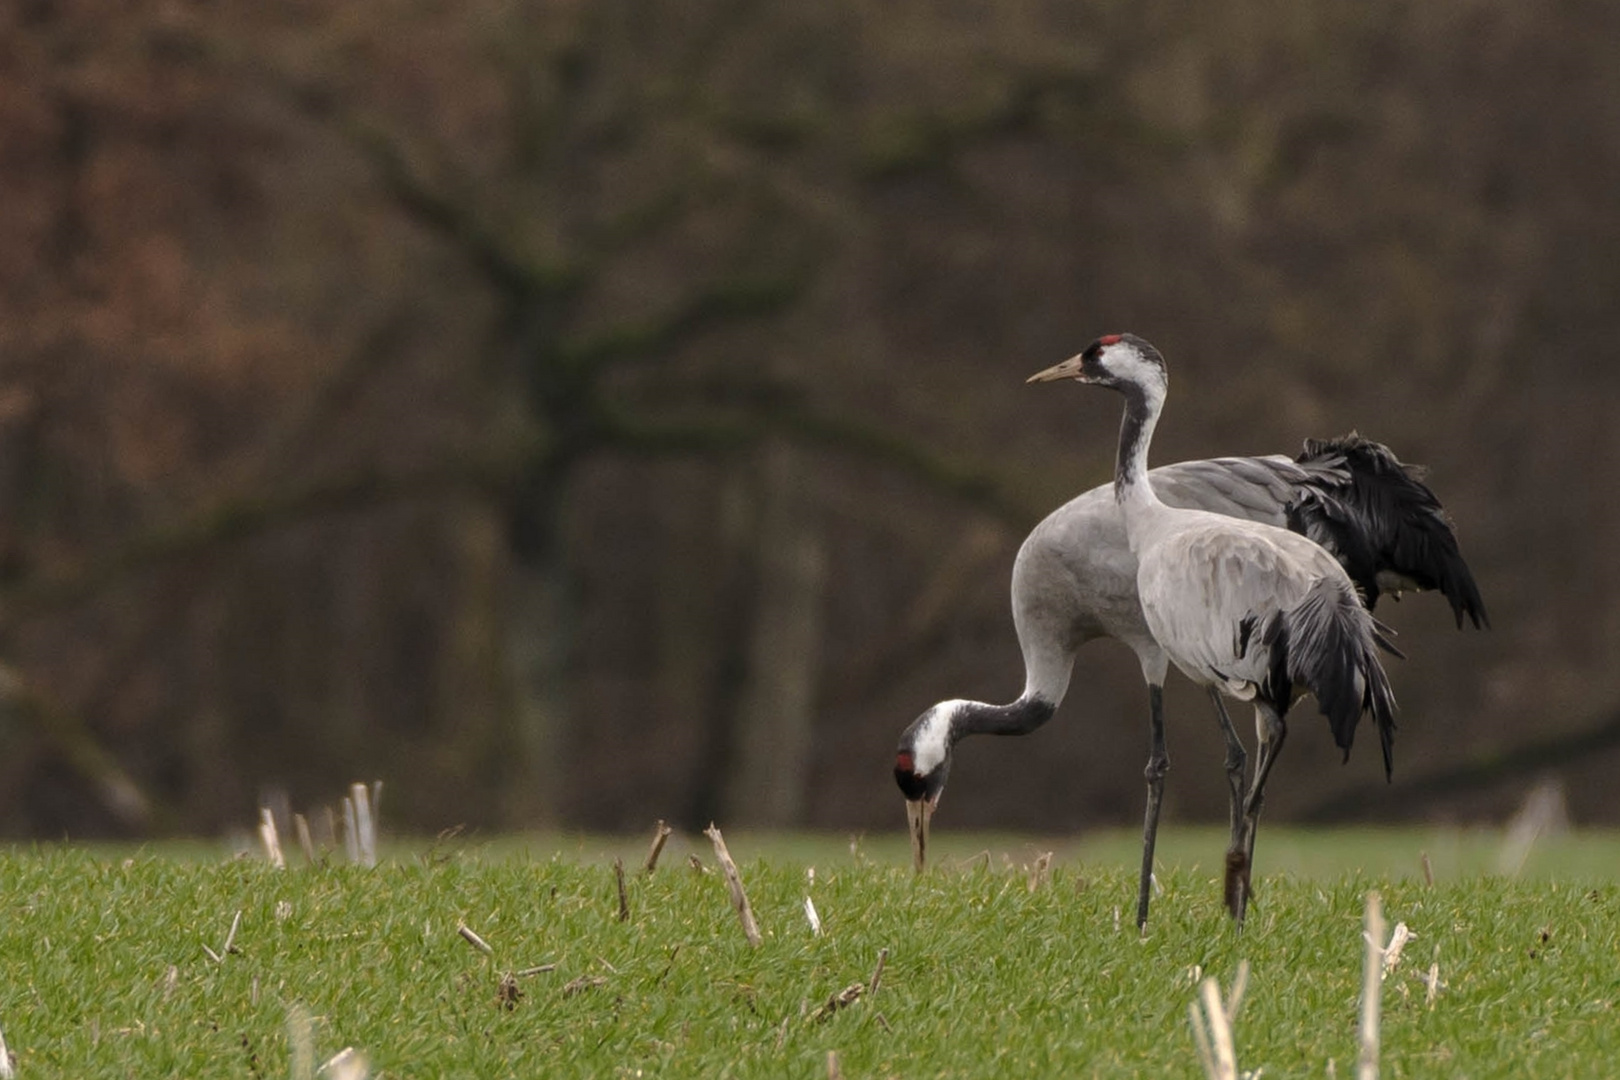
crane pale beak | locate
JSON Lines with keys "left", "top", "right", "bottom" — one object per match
{"left": 906, "top": 796, "right": 935, "bottom": 872}
{"left": 1026, "top": 355, "right": 1086, "bottom": 383}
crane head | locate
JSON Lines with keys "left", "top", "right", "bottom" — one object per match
{"left": 895, "top": 702, "right": 958, "bottom": 872}
{"left": 1026, "top": 332, "right": 1166, "bottom": 393}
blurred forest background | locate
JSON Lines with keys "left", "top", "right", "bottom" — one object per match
{"left": 3, "top": 0, "right": 1618, "bottom": 839}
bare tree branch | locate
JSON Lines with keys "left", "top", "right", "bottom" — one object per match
{"left": 0, "top": 663, "right": 156, "bottom": 831}
{"left": 598, "top": 402, "right": 1039, "bottom": 527}
{"left": 3, "top": 382, "right": 1027, "bottom": 636}
{"left": 0, "top": 448, "right": 529, "bottom": 627}
{"left": 1300, "top": 708, "right": 1620, "bottom": 822}
{"left": 233, "top": 311, "right": 416, "bottom": 488}
{"left": 350, "top": 121, "right": 582, "bottom": 301}
{"left": 561, "top": 272, "right": 808, "bottom": 373}
{"left": 824, "top": 521, "right": 1009, "bottom": 711}
{"left": 859, "top": 66, "right": 1107, "bottom": 180}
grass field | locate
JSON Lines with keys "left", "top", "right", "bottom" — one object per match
{"left": 2, "top": 828, "right": 1618, "bottom": 1078}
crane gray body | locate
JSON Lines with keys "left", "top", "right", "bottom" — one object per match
{"left": 1011, "top": 455, "right": 1321, "bottom": 705}
{"left": 1026, "top": 332, "right": 1403, "bottom": 925}
{"left": 897, "top": 335, "right": 1484, "bottom": 928}
{"left": 898, "top": 442, "right": 1481, "bottom": 919}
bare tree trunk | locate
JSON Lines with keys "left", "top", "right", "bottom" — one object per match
{"left": 652, "top": 468, "right": 739, "bottom": 826}
{"left": 499, "top": 557, "right": 572, "bottom": 825}
{"left": 722, "top": 441, "right": 827, "bottom": 826}
{"left": 681, "top": 465, "right": 759, "bottom": 828}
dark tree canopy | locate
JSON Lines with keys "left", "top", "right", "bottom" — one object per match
{"left": 0, "top": 0, "right": 1614, "bottom": 837}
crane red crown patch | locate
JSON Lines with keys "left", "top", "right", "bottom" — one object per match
{"left": 1098, "top": 333, "right": 1123, "bottom": 346}
{"left": 895, "top": 752, "right": 914, "bottom": 773}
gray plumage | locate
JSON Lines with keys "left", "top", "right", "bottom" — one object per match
{"left": 1012, "top": 454, "right": 1378, "bottom": 703}
{"left": 896, "top": 333, "right": 1484, "bottom": 929}
{"left": 1010, "top": 449, "right": 1439, "bottom": 741}
{"left": 1034, "top": 332, "right": 1401, "bottom": 924}
{"left": 1131, "top": 499, "right": 1397, "bottom": 764}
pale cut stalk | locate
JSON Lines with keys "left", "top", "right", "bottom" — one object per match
{"left": 1359, "top": 891, "right": 1385, "bottom": 1080}
{"left": 294, "top": 813, "right": 316, "bottom": 864}
{"left": 341, "top": 798, "right": 359, "bottom": 864}
{"left": 644, "top": 820, "right": 674, "bottom": 874}
{"left": 1202, "top": 978, "right": 1237, "bottom": 1080}
{"left": 259, "top": 808, "right": 284, "bottom": 868}
{"left": 350, "top": 783, "right": 376, "bottom": 868}
{"left": 704, "top": 824, "right": 762, "bottom": 947}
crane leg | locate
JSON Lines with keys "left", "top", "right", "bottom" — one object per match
{"left": 1136, "top": 683, "right": 1169, "bottom": 932}
{"left": 1207, "top": 687, "right": 1248, "bottom": 859}
{"left": 1229, "top": 704, "right": 1287, "bottom": 925}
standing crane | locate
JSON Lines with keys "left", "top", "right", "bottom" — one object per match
{"left": 895, "top": 335, "right": 1485, "bottom": 928}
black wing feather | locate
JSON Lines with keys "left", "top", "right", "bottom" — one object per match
{"left": 1286, "top": 433, "right": 1488, "bottom": 629}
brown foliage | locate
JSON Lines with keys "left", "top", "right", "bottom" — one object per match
{"left": 1, "top": 0, "right": 1617, "bottom": 836}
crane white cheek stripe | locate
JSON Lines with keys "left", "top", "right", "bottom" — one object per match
{"left": 910, "top": 701, "right": 964, "bottom": 777}
{"left": 1107, "top": 342, "right": 1167, "bottom": 410}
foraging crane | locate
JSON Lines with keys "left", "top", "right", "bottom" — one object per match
{"left": 895, "top": 335, "right": 1485, "bottom": 927}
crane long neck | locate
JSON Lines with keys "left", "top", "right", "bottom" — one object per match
{"left": 1114, "top": 381, "right": 1165, "bottom": 514}
{"left": 954, "top": 695, "right": 1057, "bottom": 739}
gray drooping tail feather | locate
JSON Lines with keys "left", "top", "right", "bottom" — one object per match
{"left": 1260, "top": 576, "right": 1399, "bottom": 779}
